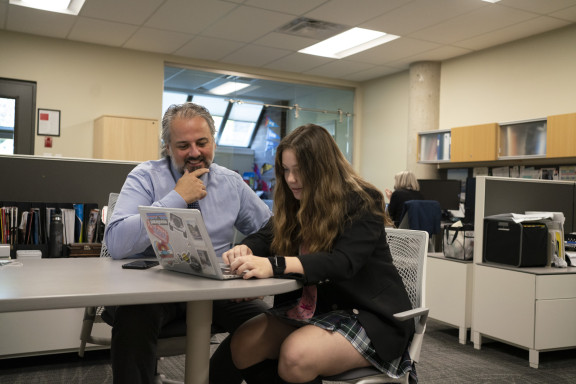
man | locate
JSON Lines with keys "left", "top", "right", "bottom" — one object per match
{"left": 105, "top": 102, "right": 272, "bottom": 384}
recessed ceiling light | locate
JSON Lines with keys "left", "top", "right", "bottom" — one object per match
{"left": 9, "top": 0, "right": 86, "bottom": 15}
{"left": 481, "top": 0, "right": 501, "bottom": 3}
{"left": 209, "top": 82, "right": 251, "bottom": 96}
{"left": 299, "top": 27, "right": 400, "bottom": 59}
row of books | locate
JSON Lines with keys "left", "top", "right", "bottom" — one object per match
{"left": 0, "top": 202, "right": 103, "bottom": 249}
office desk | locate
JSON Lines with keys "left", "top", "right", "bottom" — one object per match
{"left": 426, "top": 253, "right": 473, "bottom": 344}
{"left": 0, "top": 257, "right": 301, "bottom": 384}
{"left": 472, "top": 263, "right": 576, "bottom": 368}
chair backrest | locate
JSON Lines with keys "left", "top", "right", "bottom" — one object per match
{"left": 99, "top": 192, "right": 119, "bottom": 258}
{"left": 398, "top": 200, "right": 441, "bottom": 236}
{"left": 385, "top": 228, "right": 428, "bottom": 309}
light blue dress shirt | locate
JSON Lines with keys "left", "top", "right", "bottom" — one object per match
{"left": 105, "top": 157, "right": 272, "bottom": 259}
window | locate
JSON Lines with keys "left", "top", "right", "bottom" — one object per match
{"left": 0, "top": 97, "right": 16, "bottom": 155}
{"left": 218, "top": 102, "right": 263, "bottom": 147}
{"left": 190, "top": 95, "right": 229, "bottom": 136}
{"left": 0, "top": 78, "right": 36, "bottom": 155}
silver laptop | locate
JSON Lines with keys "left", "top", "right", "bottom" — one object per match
{"left": 138, "top": 205, "right": 240, "bottom": 280}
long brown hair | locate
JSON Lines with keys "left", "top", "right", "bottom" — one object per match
{"left": 271, "top": 124, "right": 390, "bottom": 255}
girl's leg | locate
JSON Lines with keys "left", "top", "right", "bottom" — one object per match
{"left": 231, "top": 313, "right": 297, "bottom": 369}
{"left": 278, "top": 325, "right": 372, "bottom": 383}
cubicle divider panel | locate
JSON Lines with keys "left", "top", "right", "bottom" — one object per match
{"left": 0, "top": 155, "right": 138, "bottom": 208}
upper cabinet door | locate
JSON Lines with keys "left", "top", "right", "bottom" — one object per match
{"left": 547, "top": 113, "right": 576, "bottom": 158}
{"left": 451, "top": 123, "right": 498, "bottom": 162}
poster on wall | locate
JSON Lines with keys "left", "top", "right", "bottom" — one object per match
{"left": 37, "top": 108, "right": 60, "bottom": 136}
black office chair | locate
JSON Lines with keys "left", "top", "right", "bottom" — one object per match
{"left": 398, "top": 199, "right": 442, "bottom": 251}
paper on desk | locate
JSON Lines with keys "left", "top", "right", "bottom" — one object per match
{"left": 510, "top": 213, "right": 554, "bottom": 223}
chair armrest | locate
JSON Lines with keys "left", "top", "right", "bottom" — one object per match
{"left": 393, "top": 307, "right": 429, "bottom": 322}
{"left": 394, "top": 306, "right": 429, "bottom": 363}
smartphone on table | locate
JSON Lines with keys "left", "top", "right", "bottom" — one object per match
{"left": 122, "top": 260, "right": 159, "bottom": 269}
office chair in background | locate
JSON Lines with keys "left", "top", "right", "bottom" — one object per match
{"left": 323, "top": 228, "right": 429, "bottom": 384}
{"left": 399, "top": 200, "right": 442, "bottom": 251}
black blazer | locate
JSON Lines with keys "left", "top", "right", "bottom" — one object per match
{"left": 241, "top": 198, "right": 415, "bottom": 363}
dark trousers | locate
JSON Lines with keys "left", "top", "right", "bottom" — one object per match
{"left": 108, "top": 299, "right": 269, "bottom": 384}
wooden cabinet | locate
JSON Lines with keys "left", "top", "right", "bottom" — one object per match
{"left": 547, "top": 113, "right": 576, "bottom": 158}
{"left": 450, "top": 123, "right": 498, "bottom": 162}
{"left": 93, "top": 115, "right": 160, "bottom": 162}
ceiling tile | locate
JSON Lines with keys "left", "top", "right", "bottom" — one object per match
{"left": 303, "top": 59, "right": 375, "bottom": 78}
{"left": 123, "top": 27, "right": 193, "bottom": 54}
{"left": 221, "top": 44, "right": 291, "bottom": 67}
{"left": 389, "top": 45, "right": 472, "bottom": 68}
{"left": 361, "top": 0, "right": 484, "bottom": 36}
{"left": 174, "top": 36, "right": 242, "bottom": 61}
{"left": 0, "top": 2, "right": 7, "bottom": 29}
{"left": 350, "top": 37, "right": 441, "bottom": 66}
{"left": 344, "top": 65, "right": 404, "bottom": 82}
{"left": 305, "top": 0, "right": 410, "bottom": 26}
{"left": 69, "top": 18, "right": 138, "bottom": 46}
{"left": 6, "top": 6, "right": 75, "bottom": 38}
{"left": 243, "top": 0, "right": 327, "bottom": 16}
{"left": 455, "top": 16, "right": 572, "bottom": 51}
{"left": 263, "top": 52, "right": 331, "bottom": 73}
{"left": 80, "top": 0, "right": 164, "bottom": 25}
{"left": 252, "top": 32, "right": 318, "bottom": 50}
{"left": 201, "top": 6, "right": 294, "bottom": 43}
{"left": 501, "top": 0, "right": 576, "bottom": 14}
{"left": 409, "top": 4, "right": 538, "bottom": 44}
{"left": 144, "top": 0, "right": 238, "bottom": 35}
{"left": 550, "top": 5, "right": 576, "bottom": 22}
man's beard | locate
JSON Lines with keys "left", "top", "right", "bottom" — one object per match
{"left": 172, "top": 156, "right": 211, "bottom": 175}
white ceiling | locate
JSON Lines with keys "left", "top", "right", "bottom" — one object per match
{"left": 1, "top": 0, "right": 576, "bottom": 83}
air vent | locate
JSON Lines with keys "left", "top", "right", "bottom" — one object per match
{"left": 276, "top": 17, "right": 349, "bottom": 40}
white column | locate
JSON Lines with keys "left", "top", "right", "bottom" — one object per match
{"left": 408, "top": 61, "right": 441, "bottom": 179}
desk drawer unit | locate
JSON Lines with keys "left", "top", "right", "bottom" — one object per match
{"left": 535, "top": 274, "right": 576, "bottom": 350}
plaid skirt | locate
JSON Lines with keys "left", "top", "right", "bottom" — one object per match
{"left": 269, "top": 307, "right": 417, "bottom": 382}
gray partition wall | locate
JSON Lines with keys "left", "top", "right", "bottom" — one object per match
{"left": 0, "top": 155, "right": 138, "bottom": 207}
{"left": 483, "top": 177, "right": 576, "bottom": 233}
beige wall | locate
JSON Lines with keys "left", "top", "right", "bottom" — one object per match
{"left": 359, "top": 24, "right": 576, "bottom": 195}
{"left": 0, "top": 30, "right": 356, "bottom": 159}
{"left": 1, "top": 31, "right": 164, "bottom": 158}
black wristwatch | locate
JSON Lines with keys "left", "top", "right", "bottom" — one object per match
{"left": 268, "top": 256, "right": 286, "bottom": 276}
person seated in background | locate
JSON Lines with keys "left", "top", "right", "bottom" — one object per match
{"left": 223, "top": 124, "right": 416, "bottom": 384}
{"left": 385, "top": 170, "right": 425, "bottom": 228}
{"left": 104, "top": 102, "right": 272, "bottom": 384}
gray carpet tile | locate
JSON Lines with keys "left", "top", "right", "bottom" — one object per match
{"left": 2, "top": 319, "right": 576, "bottom": 383}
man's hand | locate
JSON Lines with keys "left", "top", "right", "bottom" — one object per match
{"left": 174, "top": 168, "right": 209, "bottom": 204}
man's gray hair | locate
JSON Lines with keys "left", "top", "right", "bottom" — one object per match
{"left": 161, "top": 102, "right": 216, "bottom": 157}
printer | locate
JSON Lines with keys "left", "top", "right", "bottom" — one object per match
{"left": 483, "top": 213, "right": 548, "bottom": 267}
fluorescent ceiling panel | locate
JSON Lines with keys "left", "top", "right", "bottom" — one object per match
{"left": 209, "top": 81, "right": 251, "bottom": 96}
{"left": 9, "top": 0, "right": 85, "bottom": 15}
{"left": 299, "top": 27, "right": 400, "bottom": 59}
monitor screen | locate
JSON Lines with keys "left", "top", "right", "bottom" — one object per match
{"left": 464, "top": 177, "right": 476, "bottom": 224}
{"left": 417, "top": 179, "right": 462, "bottom": 211}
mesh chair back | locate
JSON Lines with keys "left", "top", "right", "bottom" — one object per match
{"left": 99, "top": 192, "right": 119, "bottom": 258}
{"left": 386, "top": 228, "right": 428, "bottom": 309}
